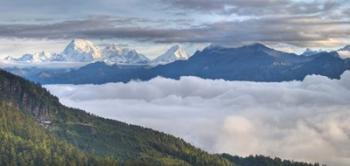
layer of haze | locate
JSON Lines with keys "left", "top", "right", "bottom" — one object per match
{"left": 46, "top": 72, "right": 350, "bottom": 166}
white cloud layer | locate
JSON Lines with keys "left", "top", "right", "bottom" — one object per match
{"left": 45, "top": 71, "right": 350, "bottom": 166}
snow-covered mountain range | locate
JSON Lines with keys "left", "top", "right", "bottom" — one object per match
{"left": 5, "top": 51, "right": 54, "bottom": 63}
{"left": 102, "top": 44, "right": 150, "bottom": 65}
{"left": 151, "top": 45, "right": 189, "bottom": 65}
{"left": 3, "top": 39, "right": 189, "bottom": 66}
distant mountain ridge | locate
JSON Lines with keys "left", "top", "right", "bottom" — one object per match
{"left": 5, "top": 51, "right": 54, "bottom": 63}
{"left": 148, "top": 43, "right": 348, "bottom": 81}
{"left": 101, "top": 44, "right": 150, "bottom": 65}
{"left": 19, "top": 43, "right": 350, "bottom": 84}
{"left": 3, "top": 39, "right": 188, "bottom": 66}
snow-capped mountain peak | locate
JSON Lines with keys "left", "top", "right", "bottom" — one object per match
{"left": 168, "top": 45, "right": 189, "bottom": 59}
{"left": 4, "top": 51, "right": 52, "bottom": 63}
{"left": 61, "top": 39, "right": 102, "bottom": 62}
{"left": 152, "top": 45, "right": 189, "bottom": 65}
{"left": 101, "top": 44, "right": 150, "bottom": 65}
{"left": 2, "top": 40, "right": 151, "bottom": 65}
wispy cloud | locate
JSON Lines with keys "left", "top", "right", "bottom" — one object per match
{"left": 46, "top": 71, "right": 350, "bottom": 166}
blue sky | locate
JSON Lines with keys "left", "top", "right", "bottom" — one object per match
{"left": 0, "top": 0, "right": 349, "bottom": 58}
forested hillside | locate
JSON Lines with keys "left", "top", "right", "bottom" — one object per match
{"left": 0, "top": 102, "right": 117, "bottom": 166}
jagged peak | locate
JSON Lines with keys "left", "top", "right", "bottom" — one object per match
{"left": 103, "top": 44, "right": 141, "bottom": 56}
{"left": 62, "top": 38, "right": 102, "bottom": 61}
{"left": 69, "top": 38, "right": 94, "bottom": 46}
{"left": 163, "top": 45, "right": 188, "bottom": 58}
{"left": 151, "top": 45, "right": 189, "bottom": 65}
{"left": 64, "top": 39, "right": 98, "bottom": 52}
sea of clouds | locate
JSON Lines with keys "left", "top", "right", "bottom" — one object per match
{"left": 45, "top": 71, "right": 350, "bottom": 166}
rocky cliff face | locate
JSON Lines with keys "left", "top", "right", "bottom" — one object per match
{"left": 0, "top": 70, "right": 54, "bottom": 125}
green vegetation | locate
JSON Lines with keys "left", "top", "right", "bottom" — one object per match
{"left": 0, "top": 102, "right": 118, "bottom": 166}
{"left": 0, "top": 69, "right": 321, "bottom": 165}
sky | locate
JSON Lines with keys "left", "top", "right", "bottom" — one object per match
{"left": 46, "top": 71, "right": 350, "bottom": 166}
{"left": 0, "top": 0, "right": 349, "bottom": 58}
